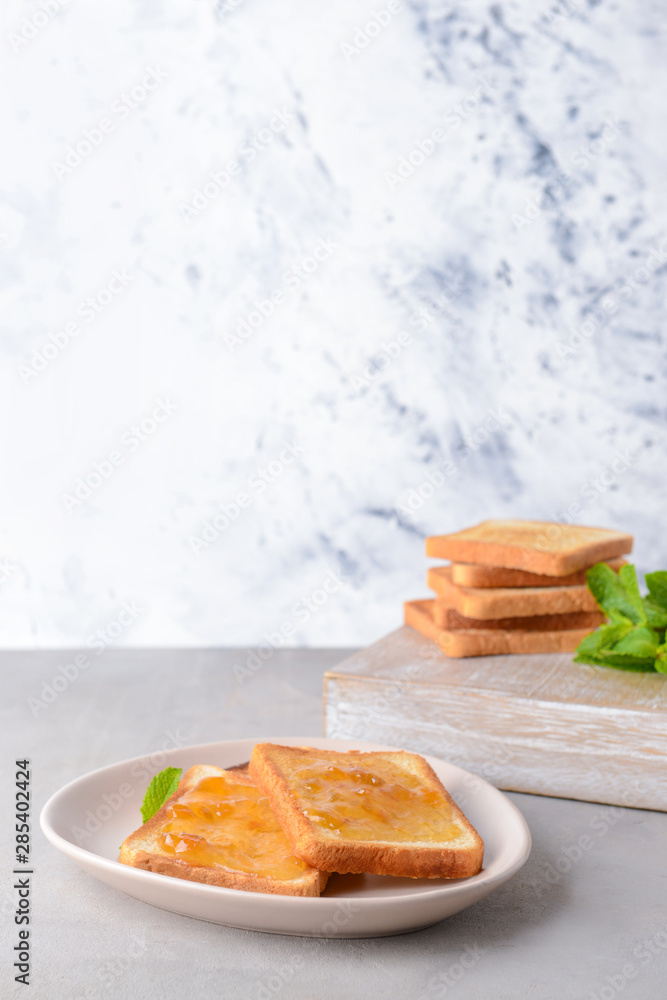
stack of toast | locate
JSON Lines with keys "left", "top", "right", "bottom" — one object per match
{"left": 120, "top": 743, "right": 484, "bottom": 896}
{"left": 405, "top": 519, "right": 633, "bottom": 658}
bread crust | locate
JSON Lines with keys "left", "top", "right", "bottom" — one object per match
{"left": 426, "top": 521, "right": 633, "bottom": 575}
{"left": 405, "top": 599, "right": 594, "bottom": 657}
{"left": 427, "top": 566, "right": 600, "bottom": 618}
{"left": 119, "top": 764, "right": 329, "bottom": 896}
{"left": 431, "top": 600, "right": 605, "bottom": 633}
{"left": 451, "top": 557, "right": 627, "bottom": 589}
{"left": 249, "top": 744, "right": 484, "bottom": 879}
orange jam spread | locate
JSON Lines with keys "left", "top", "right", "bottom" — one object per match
{"left": 157, "top": 775, "right": 309, "bottom": 880}
{"left": 290, "top": 753, "right": 462, "bottom": 843}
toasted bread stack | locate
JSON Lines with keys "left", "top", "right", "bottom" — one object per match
{"left": 120, "top": 746, "right": 485, "bottom": 894}
{"left": 405, "top": 520, "right": 633, "bottom": 658}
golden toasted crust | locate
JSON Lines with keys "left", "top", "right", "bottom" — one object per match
{"left": 226, "top": 761, "right": 250, "bottom": 774}
{"left": 405, "top": 599, "right": 593, "bottom": 657}
{"left": 427, "top": 566, "right": 600, "bottom": 618}
{"left": 249, "top": 744, "right": 484, "bottom": 879}
{"left": 431, "top": 599, "right": 605, "bottom": 633}
{"left": 450, "top": 557, "right": 628, "bottom": 589}
{"left": 119, "top": 764, "right": 329, "bottom": 897}
{"left": 426, "top": 521, "right": 633, "bottom": 575}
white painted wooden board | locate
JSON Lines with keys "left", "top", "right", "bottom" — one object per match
{"left": 324, "top": 626, "right": 667, "bottom": 812}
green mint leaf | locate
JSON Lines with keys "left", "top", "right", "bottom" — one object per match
{"left": 618, "top": 565, "right": 646, "bottom": 618}
{"left": 140, "top": 767, "right": 182, "bottom": 823}
{"left": 607, "top": 609, "right": 635, "bottom": 627}
{"left": 645, "top": 571, "right": 667, "bottom": 611}
{"left": 576, "top": 563, "right": 667, "bottom": 674}
{"left": 643, "top": 596, "right": 667, "bottom": 630}
{"left": 590, "top": 651, "right": 657, "bottom": 672}
{"left": 612, "top": 626, "right": 661, "bottom": 659}
{"left": 585, "top": 563, "right": 646, "bottom": 625}
{"left": 655, "top": 644, "right": 667, "bottom": 675}
{"left": 574, "top": 622, "right": 634, "bottom": 663}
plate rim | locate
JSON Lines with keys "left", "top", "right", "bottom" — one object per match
{"left": 40, "top": 735, "right": 532, "bottom": 907}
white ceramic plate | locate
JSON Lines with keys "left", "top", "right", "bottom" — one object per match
{"left": 40, "top": 737, "right": 531, "bottom": 938}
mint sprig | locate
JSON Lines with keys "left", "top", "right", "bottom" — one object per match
{"left": 574, "top": 563, "right": 667, "bottom": 674}
{"left": 585, "top": 563, "right": 646, "bottom": 625}
{"left": 646, "top": 570, "right": 667, "bottom": 609}
{"left": 644, "top": 571, "right": 667, "bottom": 629}
{"left": 140, "top": 767, "right": 183, "bottom": 823}
{"left": 656, "top": 644, "right": 667, "bottom": 675}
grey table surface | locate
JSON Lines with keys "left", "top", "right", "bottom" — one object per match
{"left": 3, "top": 648, "right": 667, "bottom": 1000}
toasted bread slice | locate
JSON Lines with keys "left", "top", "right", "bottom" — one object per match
{"left": 431, "top": 599, "right": 605, "bottom": 633}
{"left": 249, "top": 744, "right": 484, "bottom": 879}
{"left": 427, "top": 566, "right": 599, "bottom": 618}
{"left": 450, "top": 557, "right": 628, "bottom": 589}
{"left": 426, "top": 521, "right": 633, "bottom": 575}
{"left": 119, "top": 765, "right": 329, "bottom": 896}
{"left": 405, "top": 599, "right": 593, "bottom": 657}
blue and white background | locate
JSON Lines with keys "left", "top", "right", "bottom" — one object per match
{"left": 1, "top": 0, "right": 665, "bottom": 648}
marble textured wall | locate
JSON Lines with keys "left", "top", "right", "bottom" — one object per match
{"left": 1, "top": 0, "right": 665, "bottom": 648}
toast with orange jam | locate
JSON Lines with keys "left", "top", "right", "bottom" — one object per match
{"left": 249, "top": 744, "right": 484, "bottom": 879}
{"left": 119, "top": 764, "right": 329, "bottom": 896}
